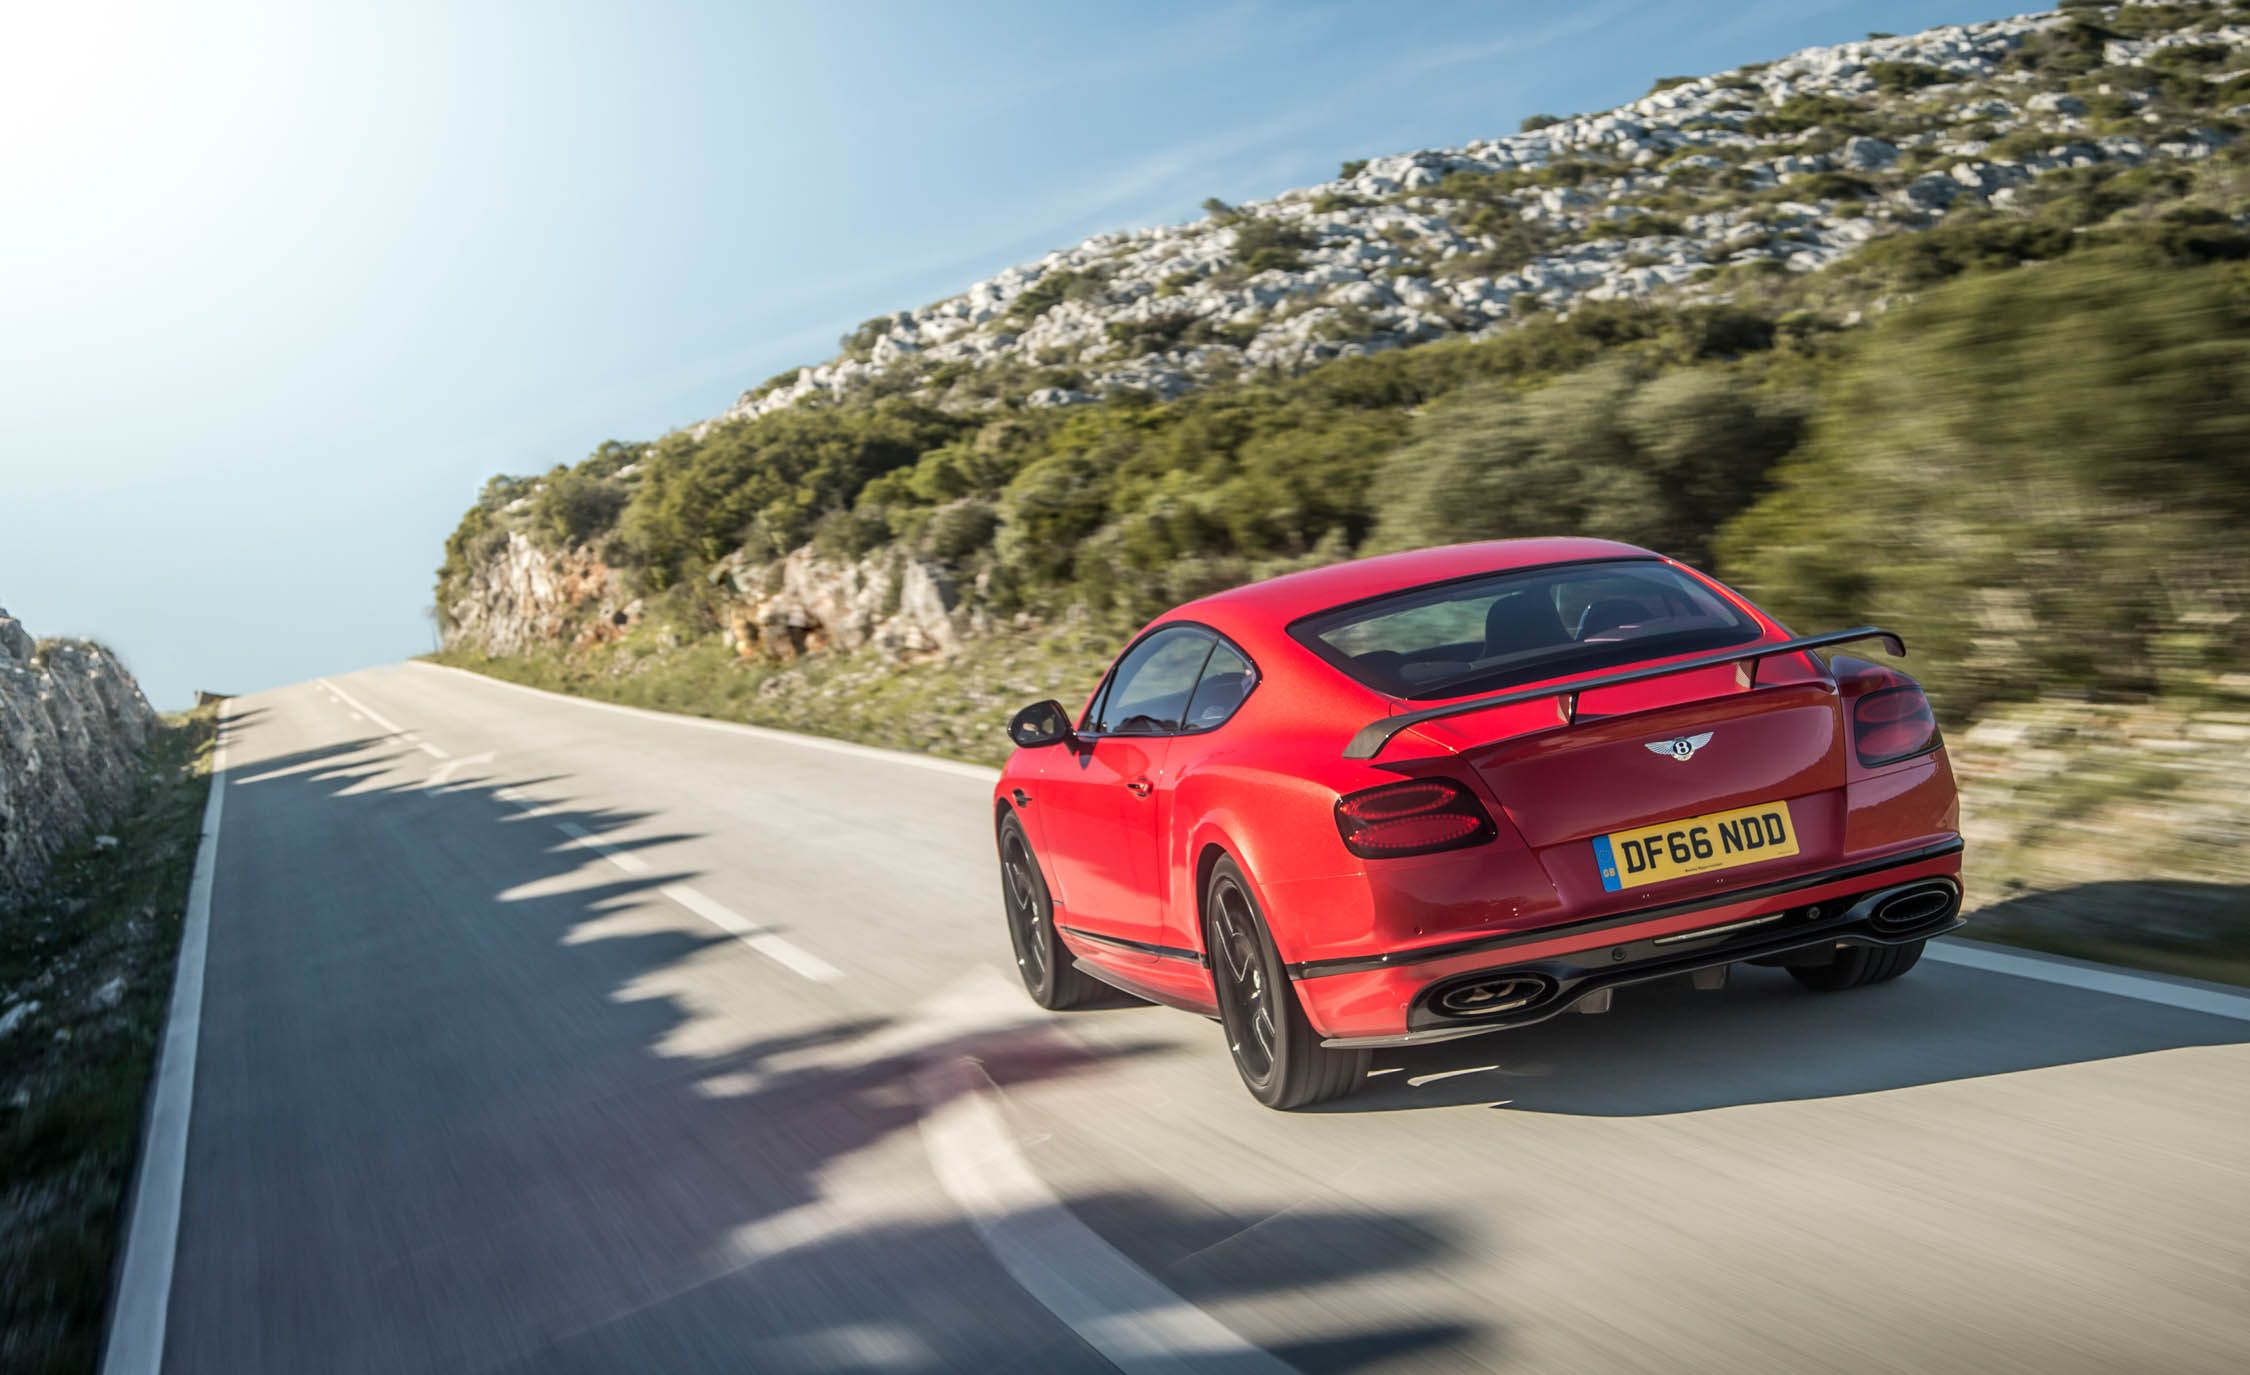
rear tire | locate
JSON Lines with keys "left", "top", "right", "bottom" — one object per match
{"left": 1789, "top": 939, "right": 1925, "bottom": 992}
{"left": 1205, "top": 857, "right": 1369, "bottom": 1110}
{"left": 998, "top": 814, "right": 1102, "bottom": 1010}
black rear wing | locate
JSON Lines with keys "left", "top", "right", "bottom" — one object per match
{"left": 1342, "top": 626, "right": 1906, "bottom": 761}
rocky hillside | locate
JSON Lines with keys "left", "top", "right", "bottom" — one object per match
{"left": 438, "top": 1, "right": 2250, "bottom": 674}
{"left": 713, "top": 2, "right": 2244, "bottom": 426}
{"left": 0, "top": 608, "right": 159, "bottom": 907}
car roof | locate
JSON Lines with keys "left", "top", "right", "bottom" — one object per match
{"left": 1172, "top": 538, "right": 1664, "bottom": 637}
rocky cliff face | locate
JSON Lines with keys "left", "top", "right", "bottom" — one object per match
{"left": 710, "top": 5, "right": 2242, "bottom": 427}
{"left": 713, "top": 547, "right": 964, "bottom": 661}
{"left": 0, "top": 607, "right": 159, "bottom": 906}
{"left": 441, "top": 532, "right": 968, "bottom": 663}
{"left": 441, "top": 532, "right": 645, "bottom": 657}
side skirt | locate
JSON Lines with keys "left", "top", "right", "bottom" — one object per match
{"left": 1071, "top": 958, "right": 1221, "bottom": 1018}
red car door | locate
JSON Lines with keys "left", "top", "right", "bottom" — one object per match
{"left": 1036, "top": 626, "right": 1214, "bottom": 956}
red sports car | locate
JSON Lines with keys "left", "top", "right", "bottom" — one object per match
{"left": 993, "top": 539, "right": 1962, "bottom": 1108}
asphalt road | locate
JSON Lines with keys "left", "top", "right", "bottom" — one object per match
{"left": 131, "top": 663, "right": 2250, "bottom": 1374}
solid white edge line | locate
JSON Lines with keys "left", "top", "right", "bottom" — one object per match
{"left": 101, "top": 702, "right": 231, "bottom": 1375}
{"left": 1928, "top": 937, "right": 2250, "bottom": 1022}
{"left": 918, "top": 1057, "right": 1294, "bottom": 1374}
{"left": 660, "top": 882, "right": 843, "bottom": 983}
{"left": 406, "top": 659, "right": 999, "bottom": 782}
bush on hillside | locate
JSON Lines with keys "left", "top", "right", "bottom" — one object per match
{"left": 619, "top": 401, "right": 966, "bottom": 582}
{"left": 1719, "top": 249, "right": 2250, "bottom": 716}
{"left": 1366, "top": 362, "right": 1806, "bottom": 565}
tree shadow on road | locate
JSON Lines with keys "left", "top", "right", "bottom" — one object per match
{"left": 175, "top": 721, "right": 1484, "bottom": 1374}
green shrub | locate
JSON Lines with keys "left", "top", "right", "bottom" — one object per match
{"left": 1866, "top": 61, "right": 1947, "bottom": 93}
{"left": 1746, "top": 92, "right": 1875, "bottom": 136}
{"left": 1230, "top": 217, "right": 1318, "bottom": 274}
{"left": 1519, "top": 113, "right": 1561, "bottom": 132}
{"left": 1004, "top": 269, "right": 1105, "bottom": 328}
{"left": 1719, "top": 249, "right": 2250, "bottom": 716}
{"left": 1367, "top": 362, "right": 1805, "bottom": 565}
{"left": 533, "top": 466, "right": 628, "bottom": 548}
{"left": 620, "top": 400, "right": 967, "bottom": 581}
{"left": 1586, "top": 212, "right": 1687, "bottom": 241}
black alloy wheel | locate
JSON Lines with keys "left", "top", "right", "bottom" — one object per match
{"left": 998, "top": 814, "right": 1099, "bottom": 1009}
{"left": 1205, "top": 856, "right": 1368, "bottom": 1109}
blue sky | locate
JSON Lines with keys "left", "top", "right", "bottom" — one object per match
{"left": 1, "top": 0, "right": 2032, "bottom": 708}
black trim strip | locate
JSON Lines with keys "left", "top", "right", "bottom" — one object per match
{"left": 1057, "top": 923, "right": 1209, "bottom": 966}
{"left": 1287, "top": 836, "right": 1964, "bottom": 979}
{"left": 1342, "top": 624, "right": 1907, "bottom": 759}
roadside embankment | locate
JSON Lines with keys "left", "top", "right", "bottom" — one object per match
{"left": 1, "top": 700, "right": 217, "bottom": 1374}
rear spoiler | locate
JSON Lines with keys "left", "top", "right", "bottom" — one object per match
{"left": 1342, "top": 626, "right": 1906, "bottom": 761}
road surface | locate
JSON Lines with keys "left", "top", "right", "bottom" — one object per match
{"left": 121, "top": 663, "right": 2250, "bottom": 1373}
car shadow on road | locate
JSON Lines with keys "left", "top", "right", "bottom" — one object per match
{"left": 187, "top": 720, "right": 1483, "bottom": 1374}
{"left": 1329, "top": 949, "right": 2246, "bottom": 1116}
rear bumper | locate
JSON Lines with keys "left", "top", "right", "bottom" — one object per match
{"left": 1294, "top": 839, "right": 1963, "bottom": 1046}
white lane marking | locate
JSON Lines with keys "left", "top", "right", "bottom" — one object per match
{"left": 414, "top": 739, "right": 450, "bottom": 760}
{"left": 1929, "top": 939, "right": 2250, "bottom": 1022}
{"left": 661, "top": 882, "right": 844, "bottom": 983}
{"left": 318, "top": 677, "right": 405, "bottom": 735}
{"left": 554, "top": 820, "right": 652, "bottom": 874}
{"left": 422, "top": 750, "right": 494, "bottom": 792}
{"left": 1408, "top": 1064, "right": 1498, "bottom": 1087}
{"left": 919, "top": 1055, "right": 1295, "bottom": 1375}
{"left": 409, "top": 659, "right": 999, "bottom": 782}
{"left": 102, "top": 703, "right": 232, "bottom": 1375}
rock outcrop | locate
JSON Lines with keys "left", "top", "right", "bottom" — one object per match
{"left": 441, "top": 533, "right": 644, "bottom": 657}
{"left": 0, "top": 607, "right": 159, "bottom": 906}
{"left": 704, "top": 5, "right": 2242, "bottom": 429}
{"left": 713, "top": 548, "right": 962, "bottom": 661}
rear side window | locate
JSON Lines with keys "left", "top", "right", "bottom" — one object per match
{"left": 1089, "top": 627, "right": 1215, "bottom": 734}
{"left": 1184, "top": 640, "right": 1256, "bottom": 730}
{"left": 1294, "top": 559, "right": 1760, "bottom": 701}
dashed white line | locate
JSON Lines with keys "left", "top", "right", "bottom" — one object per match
{"left": 102, "top": 703, "right": 232, "bottom": 1375}
{"left": 423, "top": 750, "right": 494, "bottom": 792}
{"left": 554, "top": 819, "right": 652, "bottom": 874}
{"left": 660, "top": 882, "right": 844, "bottom": 983}
{"left": 544, "top": 818, "right": 839, "bottom": 982}
{"left": 318, "top": 677, "right": 406, "bottom": 735}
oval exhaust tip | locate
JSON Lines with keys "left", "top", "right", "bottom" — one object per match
{"left": 1873, "top": 885, "right": 1954, "bottom": 930}
{"left": 1436, "top": 975, "right": 1552, "bottom": 1017}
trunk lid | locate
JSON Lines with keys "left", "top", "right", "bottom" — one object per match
{"left": 1449, "top": 664, "right": 1847, "bottom": 851}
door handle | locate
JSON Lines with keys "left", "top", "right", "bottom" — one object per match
{"left": 1124, "top": 778, "right": 1153, "bottom": 797}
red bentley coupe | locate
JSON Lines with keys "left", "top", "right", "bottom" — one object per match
{"left": 993, "top": 539, "right": 1962, "bottom": 1108}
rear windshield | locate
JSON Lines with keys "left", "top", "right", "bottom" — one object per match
{"left": 1293, "top": 559, "right": 1762, "bottom": 701}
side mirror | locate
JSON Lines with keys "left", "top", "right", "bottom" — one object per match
{"left": 1008, "top": 700, "right": 1076, "bottom": 749}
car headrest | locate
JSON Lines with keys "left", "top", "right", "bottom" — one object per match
{"left": 1484, "top": 593, "right": 1569, "bottom": 657}
{"left": 1575, "top": 597, "right": 1646, "bottom": 639}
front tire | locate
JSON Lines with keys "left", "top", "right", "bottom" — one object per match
{"left": 998, "top": 814, "right": 1101, "bottom": 1010}
{"left": 1205, "top": 857, "right": 1368, "bottom": 1110}
{"left": 1789, "top": 938, "right": 1925, "bottom": 992}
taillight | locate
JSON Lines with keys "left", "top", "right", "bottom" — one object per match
{"left": 1852, "top": 684, "right": 1939, "bottom": 766}
{"left": 1334, "top": 778, "right": 1497, "bottom": 859}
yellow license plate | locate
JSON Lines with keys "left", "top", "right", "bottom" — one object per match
{"left": 1593, "top": 800, "right": 1798, "bottom": 892}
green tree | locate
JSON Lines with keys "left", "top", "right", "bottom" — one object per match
{"left": 1718, "top": 250, "right": 2250, "bottom": 714}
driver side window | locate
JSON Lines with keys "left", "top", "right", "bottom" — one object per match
{"left": 1089, "top": 628, "right": 1216, "bottom": 735}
